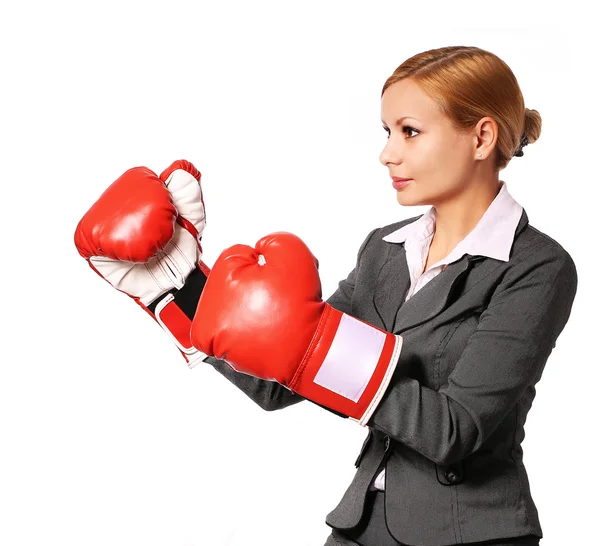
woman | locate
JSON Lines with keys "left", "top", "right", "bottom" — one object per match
{"left": 75, "top": 45, "right": 578, "bottom": 545}
{"left": 196, "top": 46, "right": 578, "bottom": 545}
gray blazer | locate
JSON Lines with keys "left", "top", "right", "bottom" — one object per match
{"left": 203, "top": 208, "right": 578, "bottom": 545}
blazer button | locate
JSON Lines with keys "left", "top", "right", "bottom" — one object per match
{"left": 384, "top": 435, "right": 391, "bottom": 452}
{"left": 444, "top": 468, "right": 462, "bottom": 484}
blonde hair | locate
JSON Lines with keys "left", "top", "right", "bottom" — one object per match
{"left": 382, "top": 46, "right": 542, "bottom": 170}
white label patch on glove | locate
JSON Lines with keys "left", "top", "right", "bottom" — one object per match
{"left": 313, "top": 313, "right": 386, "bottom": 402}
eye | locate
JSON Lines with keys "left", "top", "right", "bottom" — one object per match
{"left": 382, "top": 125, "right": 419, "bottom": 139}
{"left": 403, "top": 125, "right": 419, "bottom": 138}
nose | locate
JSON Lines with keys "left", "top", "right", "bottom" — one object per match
{"left": 379, "top": 138, "right": 400, "bottom": 168}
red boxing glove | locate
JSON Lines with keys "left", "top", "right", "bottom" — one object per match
{"left": 191, "top": 232, "right": 403, "bottom": 424}
{"left": 75, "top": 160, "right": 211, "bottom": 368}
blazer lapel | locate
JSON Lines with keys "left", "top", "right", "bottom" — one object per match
{"left": 372, "top": 209, "right": 529, "bottom": 334}
{"left": 371, "top": 243, "right": 410, "bottom": 332}
{"left": 393, "top": 255, "right": 477, "bottom": 333}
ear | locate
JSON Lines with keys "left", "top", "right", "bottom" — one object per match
{"left": 473, "top": 116, "right": 498, "bottom": 160}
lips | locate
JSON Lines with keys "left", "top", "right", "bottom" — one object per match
{"left": 391, "top": 177, "right": 413, "bottom": 191}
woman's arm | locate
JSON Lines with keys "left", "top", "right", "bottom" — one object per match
{"left": 203, "top": 354, "right": 303, "bottom": 411}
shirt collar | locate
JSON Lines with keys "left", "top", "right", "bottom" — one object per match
{"left": 381, "top": 181, "right": 524, "bottom": 262}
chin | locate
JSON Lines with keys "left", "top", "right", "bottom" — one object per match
{"left": 396, "top": 192, "right": 423, "bottom": 207}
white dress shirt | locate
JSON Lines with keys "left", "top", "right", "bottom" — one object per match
{"left": 369, "top": 180, "right": 524, "bottom": 491}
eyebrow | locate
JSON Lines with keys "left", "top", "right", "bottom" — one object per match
{"left": 381, "top": 116, "right": 419, "bottom": 126}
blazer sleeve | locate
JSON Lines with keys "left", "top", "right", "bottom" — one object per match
{"left": 366, "top": 247, "right": 578, "bottom": 466}
{"left": 203, "top": 227, "right": 379, "bottom": 412}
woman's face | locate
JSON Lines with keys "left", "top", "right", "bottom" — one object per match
{"left": 379, "top": 78, "right": 485, "bottom": 208}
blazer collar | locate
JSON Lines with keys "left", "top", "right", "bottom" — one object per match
{"left": 373, "top": 207, "right": 529, "bottom": 334}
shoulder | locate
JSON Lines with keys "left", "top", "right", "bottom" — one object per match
{"left": 515, "top": 222, "right": 576, "bottom": 271}
{"left": 499, "top": 221, "right": 578, "bottom": 294}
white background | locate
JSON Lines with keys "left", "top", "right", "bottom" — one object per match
{"left": 1, "top": 1, "right": 597, "bottom": 545}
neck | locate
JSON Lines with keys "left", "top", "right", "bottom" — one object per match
{"left": 431, "top": 178, "right": 502, "bottom": 253}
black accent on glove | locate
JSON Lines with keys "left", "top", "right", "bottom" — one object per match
{"left": 147, "top": 266, "right": 208, "bottom": 321}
